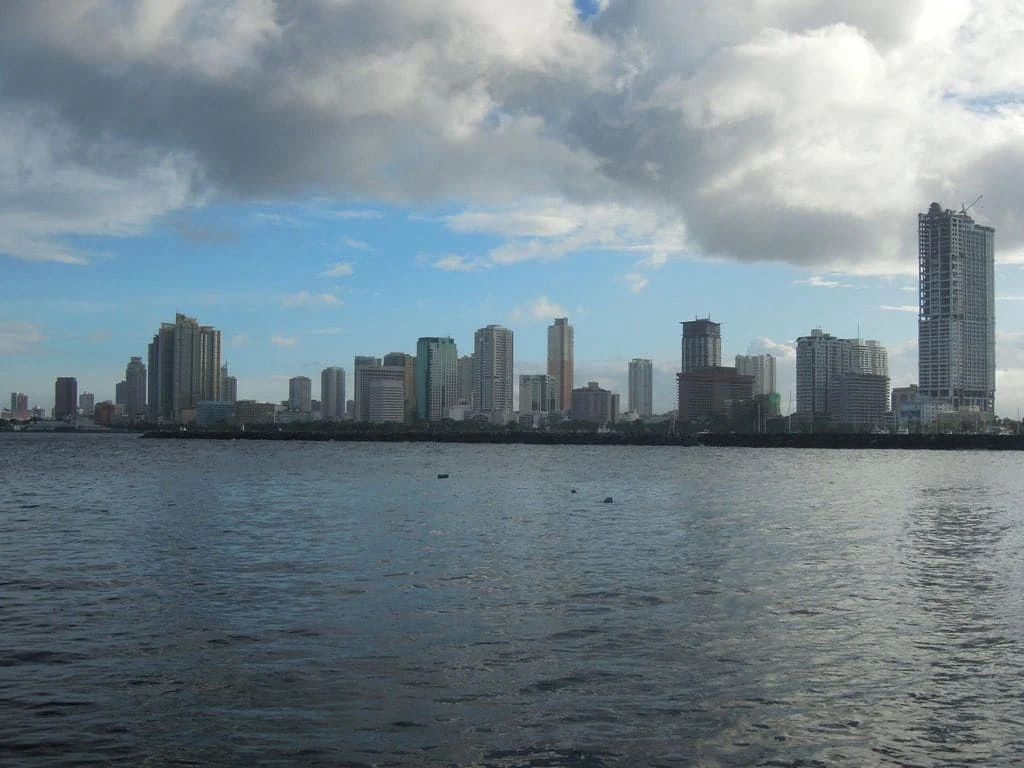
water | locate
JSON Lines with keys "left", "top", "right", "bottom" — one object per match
{"left": 2, "top": 433, "right": 1024, "bottom": 766}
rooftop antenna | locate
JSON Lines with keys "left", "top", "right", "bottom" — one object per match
{"left": 960, "top": 194, "right": 983, "bottom": 215}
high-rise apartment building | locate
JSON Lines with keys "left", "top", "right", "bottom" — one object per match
{"left": 570, "top": 381, "right": 617, "bottom": 425}
{"left": 353, "top": 356, "right": 382, "bottom": 422}
{"left": 681, "top": 318, "right": 721, "bottom": 373}
{"left": 320, "top": 367, "right": 346, "bottom": 421}
{"left": 125, "top": 356, "right": 147, "bottom": 418}
{"left": 289, "top": 376, "right": 312, "bottom": 412}
{"left": 519, "top": 374, "right": 557, "bottom": 414}
{"left": 416, "top": 337, "right": 458, "bottom": 421}
{"left": 148, "top": 313, "right": 221, "bottom": 423}
{"left": 457, "top": 355, "right": 474, "bottom": 405}
{"left": 382, "top": 353, "right": 416, "bottom": 422}
{"left": 735, "top": 354, "right": 777, "bottom": 397}
{"left": 796, "top": 329, "right": 889, "bottom": 421}
{"left": 368, "top": 367, "right": 406, "bottom": 423}
{"left": 918, "top": 202, "right": 995, "bottom": 412}
{"left": 627, "top": 358, "right": 654, "bottom": 417}
{"left": 78, "top": 392, "right": 95, "bottom": 416}
{"left": 54, "top": 377, "right": 77, "bottom": 421}
{"left": 10, "top": 393, "right": 28, "bottom": 419}
{"left": 473, "top": 325, "right": 514, "bottom": 417}
{"left": 219, "top": 364, "right": 237, "bottom": 404}
{"left": 547, "top": 318, "right": 574, "bottom": 412}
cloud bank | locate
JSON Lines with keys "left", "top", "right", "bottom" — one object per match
{"left": 2, "top": 0, "right": 1023, "bottom": 274}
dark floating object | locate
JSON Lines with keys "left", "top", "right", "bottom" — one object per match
{"left": 571, "top": 488, "right": 577, "bottom": 494}
{"left": 603, "top": 496, "right": 613, "bottom": 503}
{"left": 437, "top": 473, "right": 450, "bottom": 479}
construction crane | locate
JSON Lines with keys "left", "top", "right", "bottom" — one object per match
{"left": 961, "top": 194, "right": 983, "bottom": 215}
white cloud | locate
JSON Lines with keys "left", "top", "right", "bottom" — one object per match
{"left": 319, "top": 262, "right": 354, "bottom": 278}
{"left": 0, "top": 321, "right": 46, "bottom": 355}
{"left": 282, "top": 290, "right": 341, "bottom": 308}
{"left": 340, "top": 236, "right": 372, "bottom": 251}
{"left": 309, "top": 326, "right": 346, "bottom": 336}
{"left": 270, "top": 334, "right": 298, "bottom": 347}
{"left": 624, "top": 272, "right": 648, "bottom": 293}
{"left": 430, "top": 255, "right": 488, "bottom": 272}
{"left": 792, "top": 276, "right": 856, "bottom": 289}
{"left": 529, "top": 295, "right": 567, "bottom": 319}
{"left": 880, "top": 304, "right": 920, "bottom": 313}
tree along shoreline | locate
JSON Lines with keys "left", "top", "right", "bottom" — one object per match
{"left": 140, "top": 429, "right": 1024, "bottom": 450}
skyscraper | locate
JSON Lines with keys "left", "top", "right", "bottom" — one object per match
{"left": 353, "top": 356, "right": 382, "bottom": 422}
{"left": 681, "top": 318, "right": 721, "bottom": 373}
{"left": 473, "top": 325, "right": 514, "bottom": 418}
{"left": 125, "top": 356, "right": 147, "bottom": 419}
{"left": 735, "top": 354, "right": 777, "bottom": 396}
{"left": 148, "top": 313, "right": 221, "bottom": 423}
{"left": 289, "top": 376, "right": 312, "bottom": 412}
{"left": 416, "top": 337, "right": 458, "bottom": 421}
{"left": 78, "top": 392, "right": 95, "bottom": 416}
{"left": 219, "top": 364, "right": 237, "bottom": 404}
{"left": 918, "top": 202, "right": 995, "bottom": 412}
{"left": 627, "top": 358, "right": 654, "bottom": 417}
{"left": 382, "top": 353, "right": 416, "bottom": 422}
{"left": 547, "top": 317, "right": 573, "bottom": 412}
{"left": 456, "top": 355, "right": 474, "bottom": 405}
{"left": 320, "top": 367, "right": 346, "bottom": 421}
{"left": 518, "top": 374, "right": 557, "bottom": 414}
{"left": 54, "top": 377, "right": 77, "bottom": 421}
{"left": 10, "top": 393, "right": 28, "bottom": 419}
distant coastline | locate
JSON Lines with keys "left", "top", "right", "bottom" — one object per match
{"left": 140, "top": 429, "right": 1024, "bottom": 450}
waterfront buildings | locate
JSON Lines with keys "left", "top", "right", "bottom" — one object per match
{"left": 519, "top": 374, "right": 557, "bottom": 415}
{"left": 547, "top": 317, "right": 574, "bottom": 412}
{"left": 416, "top": 337, "right": 458, "bottom": 421}
{"left": 681, "top": 318, "right": 721, "bottom": 373}
{"left": 367, "top": 366, "right": 406, "bottom": 423}
{"left": 677, "top": 367, "right": 754, "bottom": 423}
{"left": 148, "top": 313, "right": 221, "bottom": 423}
{"left": 918, "top": 202, "right": 996, "bottom": 413}
{"left": 320, "top": 367, "right": 346, "bottom": 421}
{"left": 382, "top": 353, "right": 416, "bottom": 422}
{"left": 125, "top": 356, "right": 147, "bottom": 419}
{"left": 796, "top": 329, "right": 889, "bottom": 425}
{"left": 735, "top": 354, "right": 776, "bottom": 397}
{"left": 891, "top": 385, "right": 919, "bottom": 414}
{"left": 289, "top": 376, "right": 312, "bottom": 412}
{"left": 571, "top": 381, "right": 617, "bottom": 425}
{"left": 473, "top": 325, "right": 514, "bottom": 419}
{"left": 195, "top": 400, "right": 236, "bottom": 428}
{"left": 627, "top": 358, "right": 654, "bottom": 418}
{"left": 235, "top": 400, "right": 276, "bottom": 426}
{"left": 54, "top": 377, "right": 77, "bottom": 420}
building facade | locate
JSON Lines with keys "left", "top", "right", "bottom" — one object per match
{"left": 10, "top": 393, "right": 28, "bottom": 419}
{"left": 54, "top": 377, "right": 78, "bottom": 421}
{"left": 78, "top": 392, "right": 95, "bottom": 416}
{"left": 627, "top": 358, "right": 654, "bottom": 417}
{"left": 831, "top": 373, "right": 890, "bottom": 429}
{"left": 918, "top": 202, "right": 996, "bottom": 413}
{"left": 571, "top": 381, "right": 616, "bottom": 425}
{"left": 125, "top": 356, "right": 147, "bottom": 418}
{"left": 353, "top": 356, "right": 382, "bottom": 422}
{"left": 473, "top": 325, "right": 514, "bottom": 418}
{"left": 735, "top": 354, "right": 776, "bottom": 397}
{"left": 320, "top": 367, "right": 346, "bottom": 421}
{"left": 368, "top": 368, "right": 406, "bottom": 423}
{"left": 519, "top": 374, "right": 557, "bottom": 414}
{"left": 677, "top": 367, "right": 754, "bottom": 423}
{"left": 219, "top": 364, "right": 237, "bottom": 404}
{"left": 457, "top": 355, "right": 474, "bottom": 405}
{"left": 681, "top": 318, "right": 721, "bottom": 373}
{"left": 547, "top": 317, "right": 574, "bottom": 412}
{"left": 382, "top": 353, "right": 416, "bottom": 422}
{"left": 288, "top": 376, "right": 312, "bottom": 412}
{"left": 416, "top": 337, "right": 458, "bottom": 421}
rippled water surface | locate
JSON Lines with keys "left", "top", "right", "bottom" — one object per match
{"left": 3, "top": 433, "right": 1024, "bottom": 766}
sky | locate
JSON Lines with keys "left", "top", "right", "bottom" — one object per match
{"left": 3, "top": 0, "right": 1024, "bottom": 417}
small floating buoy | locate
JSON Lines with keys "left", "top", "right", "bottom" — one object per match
{"left": 437, "top": 473, "right": 450, "bottom": 479}
{"left": 603, "top": 496, "right": 613, "bottom": 503}
{"left": 570, "top": 488, "right": 577, "bottom": 494}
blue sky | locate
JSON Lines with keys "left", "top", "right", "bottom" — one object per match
{"left": 3, "top": 1, "right": 1024, "bottom": 416}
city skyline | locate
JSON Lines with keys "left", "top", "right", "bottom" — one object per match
{"left": 4, "top": 4, "right": 1024, "bottom": 417}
